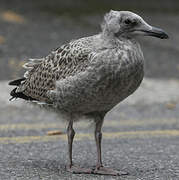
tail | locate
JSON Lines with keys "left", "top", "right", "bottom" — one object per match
{"left": 9, "top": 58, "right": 43, "bottom": 101}
{"left": 9, "top": 78, "right": 36, "bottom": 101}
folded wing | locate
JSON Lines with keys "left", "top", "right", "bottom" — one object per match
{"left": 9, "top": 37, "right": 94, "bottom": 102}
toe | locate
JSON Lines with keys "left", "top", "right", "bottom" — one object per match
{"left": 66, "top": 165, "right": 93, "bottom": 174}
{"left": 93, "top": 166, "right": 128, "bottom": 176}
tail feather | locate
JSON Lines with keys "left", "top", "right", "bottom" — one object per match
{"left": 10, "top": 87, "right": 36, "bottom": 101}
{"left": 9, "top": 78, "right": 26, "bottom": 86}
{"left": 9, "top": 78, "right": 36, "bottom": 101}
{"left": 9, "top": 57, "right": 43, "bottom": 101}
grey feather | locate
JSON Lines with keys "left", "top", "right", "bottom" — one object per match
{"left": 9, "top": 11, "right": 150, "bottom": 119}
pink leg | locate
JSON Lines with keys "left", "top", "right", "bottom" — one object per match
{"left": 66, "top": 120, "right": 92, "bottom": 174}
{"left": 93, "top": 115, "right": 128, "bottom": 176}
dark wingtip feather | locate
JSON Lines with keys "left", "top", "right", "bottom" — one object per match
{"left": 9, "top": 78, "right": 37, "bottom": 101}
{"left": 9, "top": 78, "right": 26, "bottom": 86}
{"left": 10, "top": 87, "right": 37, "bottom": 101}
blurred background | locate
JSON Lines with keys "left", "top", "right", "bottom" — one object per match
{"left": 0, "top": 0, "right": 178, "bottom": 80}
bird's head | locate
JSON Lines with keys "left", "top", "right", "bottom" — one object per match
{"left": 102, "top": 10, "right": 169, "bottom": 39}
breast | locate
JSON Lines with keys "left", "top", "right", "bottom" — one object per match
{"left": 89, "top": 47, "right": 144, "bottom": 111}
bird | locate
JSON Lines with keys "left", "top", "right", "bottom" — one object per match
{"left": 9, "top": 10, "right": 168, "bottom": 176}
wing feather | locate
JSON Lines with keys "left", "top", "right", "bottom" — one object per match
{"left": 15, "top": 37, "right": 94, "bottom": 102}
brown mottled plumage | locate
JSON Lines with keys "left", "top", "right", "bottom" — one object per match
{"left": 9, "top": 11, "right": 168, "bottom": 175}
{"left": 18, "top": 37, "right": 94, "bottom": 102}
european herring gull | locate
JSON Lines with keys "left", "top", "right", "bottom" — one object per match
{"left": 9, "top": 10, "right": 168, "bottom": 175}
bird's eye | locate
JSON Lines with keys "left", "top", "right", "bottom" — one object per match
{"left": 124, "top": 19, "right": 132, "bottom": 25}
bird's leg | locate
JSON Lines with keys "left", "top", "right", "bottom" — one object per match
{"left": 93, "top": 114, "right": 128, "bottom": 176}
{"left": 94, "top": 118, "right": 103, "bottom": 169}
{"left": 67, "top": 120, "right": 75, "bottom": 168}
{"left": 66, "top": 120, "right": 92, "bottom": 174}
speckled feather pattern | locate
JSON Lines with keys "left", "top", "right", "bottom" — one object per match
{"left": 19, "top": 36, "right": 95, "bottom": 102}
{"left": 17, "top": 34, "right": 144, "bottom": 114}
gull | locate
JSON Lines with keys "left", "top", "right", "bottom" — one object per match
{"left": 9, "top": 10, "right": 168, "bottom": 175}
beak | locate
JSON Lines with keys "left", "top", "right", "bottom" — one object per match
{"left": 141, "top": 26, "right": 169, "bottom": 39}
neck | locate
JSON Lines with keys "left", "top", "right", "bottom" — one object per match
{"left": 101, "top": 26, "right": 116, "bottom": 40}
{"left": 101, "top": 26, "right": 133, "bottom": 42}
